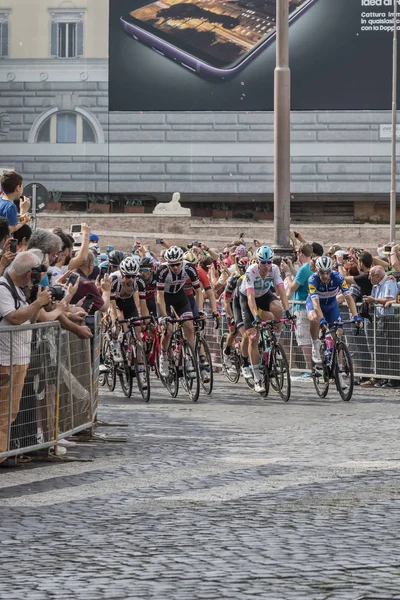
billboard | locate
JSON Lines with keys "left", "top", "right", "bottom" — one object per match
{"left": 109, "top": 0, "right": 400, "bottom": 111}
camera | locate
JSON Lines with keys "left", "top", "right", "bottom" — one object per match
{"left": 49, "top": 285, "right": 66, "bottom": 302}
{"left": 31, "top": 264, "right": 47, "bottom": 285}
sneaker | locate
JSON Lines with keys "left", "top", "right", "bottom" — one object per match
{"left": 111, "top": 342, "right": 124, "bottom": 364}
{"left": 241, "top": 366, "right": 253, "bottom": 380}
{"left": 374, "top": 379, "right": 387, "bottom": 388}
{"left": 299, "top": 372, "right": 312, "bottom": 378}
{"left": 360, "top": 378, "right": 377, "bottom": 388}
{"left": 185, "top": 358, "right": 196, "bottom": 379}
{"left": 223, "top": 352, "right": 233, "bottom": 368}
{"left": 337, "top": 371, "right": 348, "bottom": 390}
{"left": 200, "top": 366, "right": 211, "bottom": 383}
{"left": 159, "top": 354, "right": 169, "bottom": 378}
{"left": 58, "top": 438, "right": 77, "bottom": 447}
{"left": 312, "top": 343, "right": 322, "bottom": 364}
{"left": 254, "top": 380, "right": 266, "bottom": 394}
{"left": 99, "top": 363, "right": 109, "bottom": 374}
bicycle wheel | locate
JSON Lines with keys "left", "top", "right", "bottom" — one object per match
{"left": 103, "top": 339, "right": 116, "bottom": 392}
{"left": 119, "top": 339, "right": 133, "bottom": 398}
{"left": 133, "top": 339, "right": 151, "bottom": 402}
{"left": 182, "top": 340, "right": 200, "bottom": 402}
{"left": 159, "top": 345, "right": 179, "bottom": 398}
{"left": 258, "top": 362, "right": 270, "bottom": 398}
{"left": 334, "top": 341, "right": 354, "bottom": 402}
{"left": 312, "top": 343, "right": 330, "bottom": 398}
{"left": 220, "top": 333, "right": 240, "bottom": 384}
{"left": 270, "top": 343, "right": 291, "bottom": 402}
{"left": 197, "top": 337, "right": 214, "bottom": 395}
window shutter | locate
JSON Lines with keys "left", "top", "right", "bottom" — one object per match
{"left": 50, "top": 21, "right": 58, "bottom": 56}
{"left": 1, "top": 21, "right": 8, "bottom": 58}
{"left": 76, "top": 21, "right": 83, "bottom": 56}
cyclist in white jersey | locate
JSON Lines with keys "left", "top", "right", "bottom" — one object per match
{"left": 239, "top": 246, "right": 291, "bottom": 394}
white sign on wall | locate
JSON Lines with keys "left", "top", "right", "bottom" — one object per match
{"left": 380, "top": 124, "right": 400, "bottom": 139}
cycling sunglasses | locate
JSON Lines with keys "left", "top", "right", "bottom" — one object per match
{"left": 140, "top": 268, "right": 151, "bottom": 273}
{"left": 259, "top": 259, "right": 272, "bottom": 265}
{"left": 169, "top": 262, "right": 182, "bottom": 268}
{"left": 124, "top": 274, "right": 136, "bottom": 279}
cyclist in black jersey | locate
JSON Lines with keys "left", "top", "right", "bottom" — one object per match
{"left": 222, "top": 258, "right": 252, "bottom": 379}
{"left": 156, "top": 246, "right": 202, "bottom": 378}
{"left": 137, "top": 257, "right": 157, "bottom": 318}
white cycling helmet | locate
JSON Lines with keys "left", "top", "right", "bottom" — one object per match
{"left": 255, "top": 246, "right": 274, "bottom": 262}
{"left": 120, "top": 256, "right": 140, "bottom": 276}
{"left": 165, "top": 245, "right": 185, "bottom": 264}
{"left": 315, "top": 256, "right": 333, "bottom": 273}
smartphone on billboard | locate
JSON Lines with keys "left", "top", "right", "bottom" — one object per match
{"left": 120, "top": 0, "right": 317, "bottom": 80}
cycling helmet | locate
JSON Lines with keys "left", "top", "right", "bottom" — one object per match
{"left": 165, "top": 245, "right": 184, "bottom": 264}
{"left": 183, "top": 250, "right": 198, "bottom": 265}
{"left": 99, "top": 252, "right": 107, "bottom": 262}
{"left": 139, "top": 257, "right": 154, "bottom": 269}
{"left": 315, "top": 256, "right": 333, "bottom": 273}
{"left": 255, "top": 246, "right": 274, "bottom": 262}
{"left": 108, "top": 249, "right": 125, "bottom": 266}
{"left": 237, "top": 257, "right": 249, "bottom": 271}
{"left": 120, "top": 256, "right": 140, "bottom": 276}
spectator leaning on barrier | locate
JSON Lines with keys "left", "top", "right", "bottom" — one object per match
{"left": 364, "top": 266, "right": 400, "bottom": 389}
{"left": 281, "top": 243, "right": 314, "bottom": 375}
{"left": 0, "top": 251, "right": 52, "bottom": 462}
{"left": 0, "top": 171, "right": 30, "bottom": 234}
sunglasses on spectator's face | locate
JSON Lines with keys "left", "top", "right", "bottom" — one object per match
{"left": 259, "top": 260, "right": 272, "bottom": 265}
{"left": 223, "top": 251, "right": 229, "bottom": 255}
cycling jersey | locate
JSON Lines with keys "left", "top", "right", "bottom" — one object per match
{"left": 308, "top": 271, "right": 350, "bottom": 306}
{"left": 184, "top": 266, "right": 211, "bottom": 295}
{"left": 137, "top": 273, "right": 157, "bottom": 301}
{"left": 240, "top": 263, "right": 283, "bottom": 298}
{"left": 110, "top": 271, "right": 138, "bottom": 300}
{"left": 224, "top": 273, "right": 242, "bottom": 300}
{"left": 156, "top": 261, "right": 200, "bottom": 294}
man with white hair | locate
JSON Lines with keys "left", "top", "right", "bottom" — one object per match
{"left": 364, "top": 265, "right": 399, "bottom": 388}
{"left": 0, "top": 251, "right": 51, "bottom": 462}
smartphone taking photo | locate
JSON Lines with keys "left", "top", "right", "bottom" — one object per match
{"left": 81, "top": 293, "right": 95, "bottom": 312}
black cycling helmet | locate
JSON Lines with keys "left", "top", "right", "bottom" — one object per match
{"left": 108, "top": 249, "right": 125, "bottom": 266}
{"left": 139, "top": 257, "right": 154, "bottom": 269}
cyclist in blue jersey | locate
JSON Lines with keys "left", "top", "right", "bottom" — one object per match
{"left": 307, "top": 256, "right": 362, "bottom": 364}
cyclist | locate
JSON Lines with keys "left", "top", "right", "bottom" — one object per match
{"left": 99, "top": 249, "right": 125, "bottom": 278}
{"left": 137, "top": 256, "right": 157, "bottom": 319}
{"left": 222, "top": 257, "right": 252, "bottom": 380}
{"left": 307, "top": 256, "right": 362, "bottom": 365}
{"left": 110, "top": 256, "right": 147, "bottom": 388}
{"left": 239, "top": 246, "right": 292, "bottom": 394}
{"left": 156, "top": 246, "right": 202, "bottom": 378}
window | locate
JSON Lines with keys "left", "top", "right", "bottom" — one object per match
{"left": 37, "top": 112, "right": 96, "bottom": 144}
{"left": 49, "top": 8, "right": 85, "bottom": 58}
{"left": 0, "top": 11, "right": 10, "bottom": 58}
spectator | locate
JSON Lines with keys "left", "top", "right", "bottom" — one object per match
{"left": 28, "top": 229, "right": 62, "bottom": 267}
{"left": 71, "top": 250, "right": 111, "bottom": 314}
{"left": 282, "top": 243, "right": 314, "bottom": 375}
{"left": 364, "top": 266, "right": 399, "bottom": 388}
{"left": 0, "top": 171, "right": 30, "bottom": 234}
{"left": 13, "top": 223, "right": 32, "bottom": 252}
{"left": 0, "top": 251, "right": 51, "bottom": 462}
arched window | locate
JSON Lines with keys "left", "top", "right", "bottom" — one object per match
{"left": 36, "top": 110, "right": 96, "bottom": 143}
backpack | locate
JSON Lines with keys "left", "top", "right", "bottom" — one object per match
{"left": 0, "top": 273, "right": 21, "bottom": 322}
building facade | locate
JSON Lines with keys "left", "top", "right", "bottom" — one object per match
{"left": 0, "top": 0, "right": 397, "bottom": 222}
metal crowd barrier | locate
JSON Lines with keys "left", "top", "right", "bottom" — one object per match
{"left": 205, "top": 302, "right": 400, "bottom": 382}
{"left": 0, "top": 316, "right": 101, "bottom": 462}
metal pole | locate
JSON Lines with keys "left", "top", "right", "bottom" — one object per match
{"left": 390, "top": 0, "right": 398, "bottom": 242}
{"left": 273, "top": 0, "right": 291, "bottom": 256}
{"left": 31, "top": 184, "right": 37, "bottom": 232}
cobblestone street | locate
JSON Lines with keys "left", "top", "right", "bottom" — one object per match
{"left": 1, "top": 375, "right": 400, "bottom": 599}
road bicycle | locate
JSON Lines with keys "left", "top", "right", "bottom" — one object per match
{"left": 313, "top": 320, "right": 358, "bottom": 402}
{"left": 142, "top": 316, "right": 180, "bottom": 397}
{"left": 117, "top": 317, "right": 151, "bottom": 401}
{"left": 220, "top": 330, "right": 255, "bottom": 390}
{"left": 165, "top": 317, "right": 201, "bottom": 402}
{"left": 257, "top": 317, "right": 295, "bottom": 402}
{"left": 194, "top": 316, "right": 214, "bottom": 395}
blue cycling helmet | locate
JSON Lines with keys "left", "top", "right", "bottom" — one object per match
{"left": 99, "top": 252, "right": 107, "bottom": 261}
{"left": 255, "top": 246, "right": 273, "bottom": 262}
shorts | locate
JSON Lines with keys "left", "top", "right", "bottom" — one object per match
{"left": 294, "top": 309, "right": 312, "bottom": 347}
{"left": 187, "top": 292, "right": 199, "bottom": 319}
{"left": 239, "top": 290, "right": 279, "bottom": 331}
{"left": 163, "top": 289, "right": 193, "bottom": 320}
{"left": 115, "top": 297, "right": 139, "bottom": 320}
{"left": 232, "top": 294, "right": 244, "bottom": 329}
{"left": 306, "top": 296, "right": 341, "bottom": 325}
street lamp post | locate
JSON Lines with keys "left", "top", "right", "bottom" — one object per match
{"left": 390, "top": 0, "right": 398, "bottom": 242}
{"left": 273, "top": 0, "right": 292, "bottom": 257}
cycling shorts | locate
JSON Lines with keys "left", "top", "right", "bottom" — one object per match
{"left": 146, "top": 296, "right": 157, "bottom": 318}
{"left": 232, "top": 294, "right": 244, "bottom": 329}
{"left": 163, "top": 289, "right": 193, "bottom": 320}
{"left": 187, "top": 292, "right": 199, "bottom": 319}
{"left": 306, "top": 296, "right": 341, "bottom": 325}
{"left": 239, "top": 290, "right": 279, "bottom": 331}
{"left": 115, "top": 297, "right": 139, "bottom": 320}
